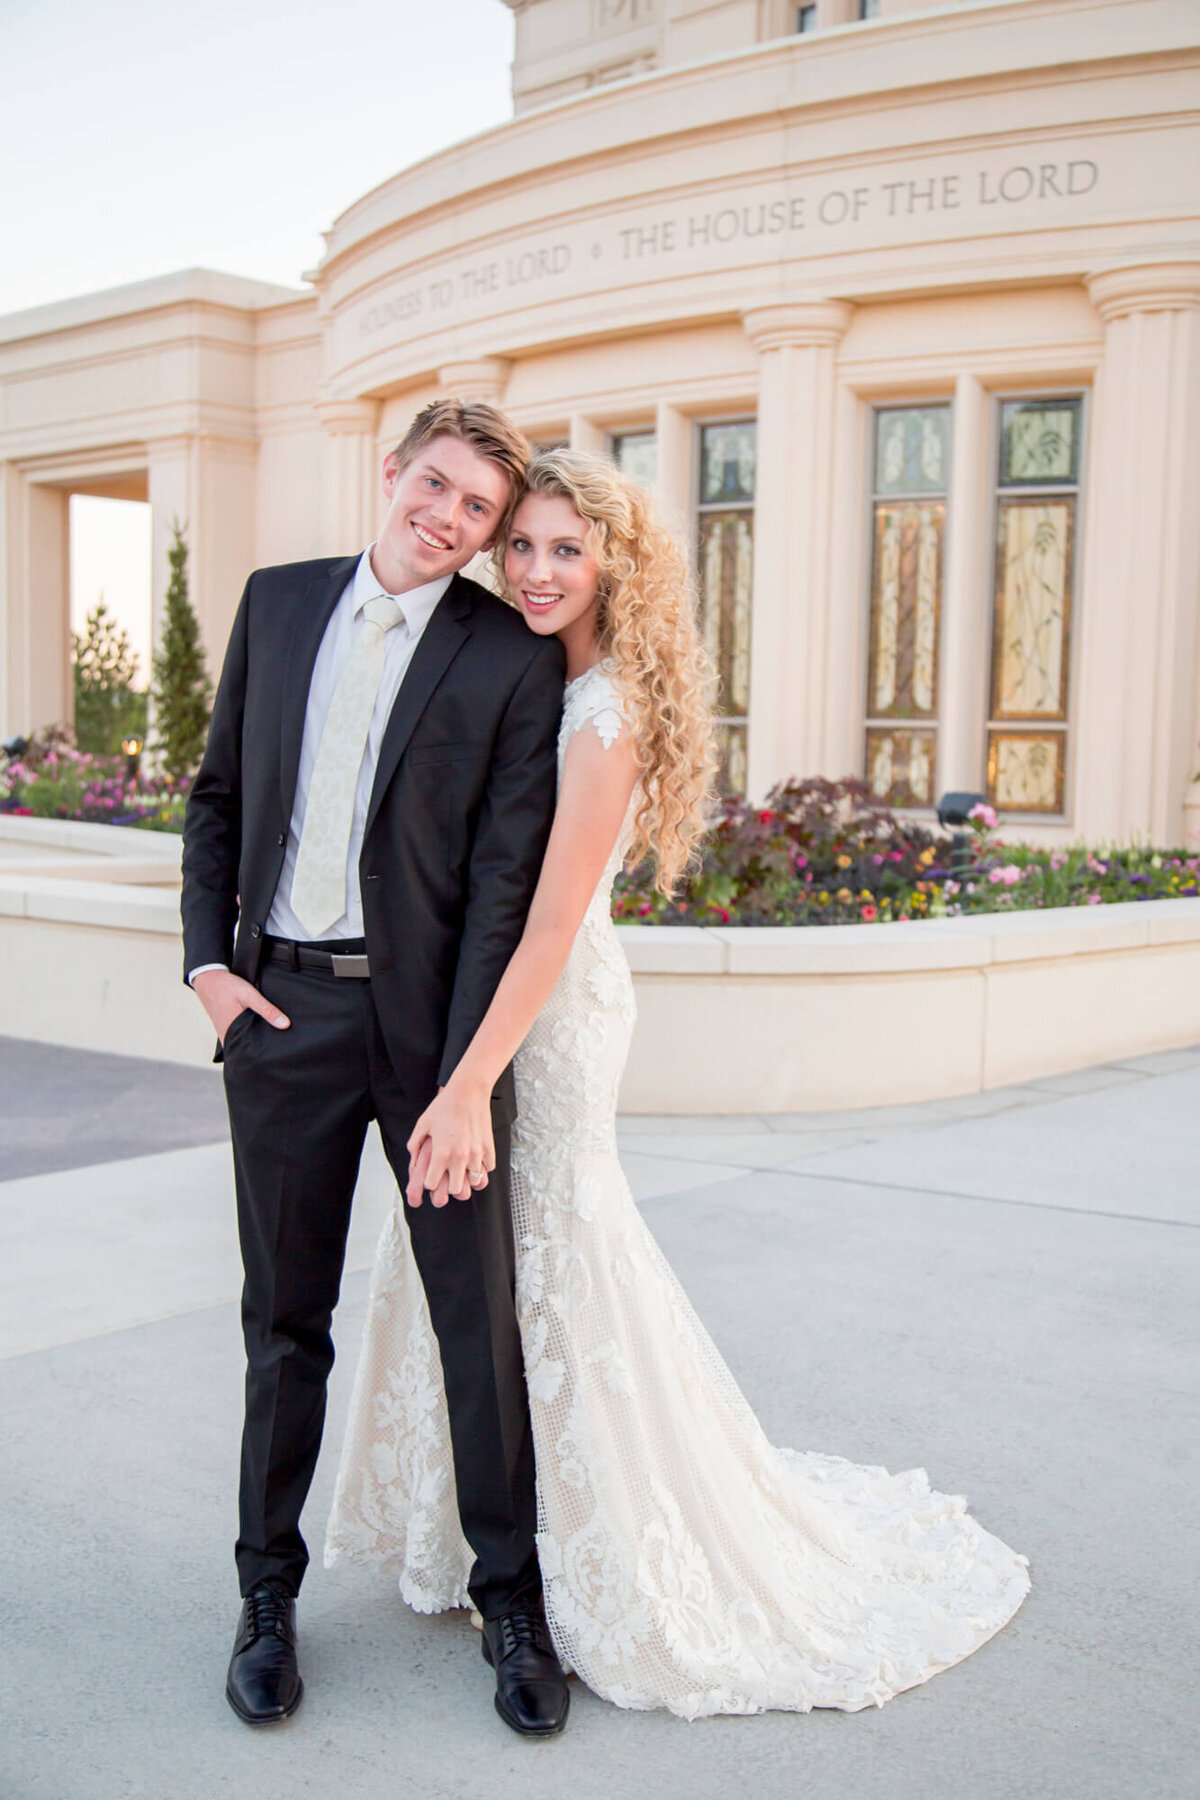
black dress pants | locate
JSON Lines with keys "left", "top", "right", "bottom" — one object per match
{"left": 221, "top": 957, "right": 540, "bottom": 1617}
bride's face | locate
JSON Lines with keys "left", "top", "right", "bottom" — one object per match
{"left": 505, "top": 493, "right": 601, "bottom": 643}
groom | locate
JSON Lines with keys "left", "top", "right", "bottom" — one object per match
{"left": 182, "top": 400, "right": 570, "bottom": 1736}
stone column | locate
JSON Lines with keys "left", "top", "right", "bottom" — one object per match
{"left": 148, "top": 432, "right": 257, "bottom": 674}
{"left": 1079, "top": 263, "right": 1200, "bottom": 846}
{"left": 0, "top": 465, "right": 71, "bottom": 736}
{"left": 568, "top": 415, "right": 606, "bottom": 456}
{"left": 741, "top": 300, "right": 852, "bottom": 799}
{"left": 317, "top": 398, "right": 381, "bottom": 556}
{"left": 938, "top": 372, "right": 991, "bottom": 798}
{"left": 654, "top": 399, "right": 692, "bottom": 542}
{"left": 437, "top": 359, "right": 511, "bottom": 404}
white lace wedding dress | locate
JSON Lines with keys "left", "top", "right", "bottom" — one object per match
{"left": 325, "top": 661, "right": 1030, "bottom": 1719}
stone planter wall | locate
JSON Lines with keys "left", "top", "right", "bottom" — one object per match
{"left": 1, "top": 820, "right": 1197, "bottom": 1111}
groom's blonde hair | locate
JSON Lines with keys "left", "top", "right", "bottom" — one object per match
{"left": 391, "top": 400, "right": 530, "bottom": 535}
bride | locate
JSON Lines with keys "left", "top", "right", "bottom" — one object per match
{"left": 326, "top": 449, "right": 1030, "bottom": 1722}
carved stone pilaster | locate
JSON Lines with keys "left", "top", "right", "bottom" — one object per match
{"left": 1077, "top": 263, "right": 1200, "bottom": 844}
{"left": 316, "top": 396, "right": 381, "bottom": 549}
{"left": 740, "top": 301, "right": 853, "bottom": 797}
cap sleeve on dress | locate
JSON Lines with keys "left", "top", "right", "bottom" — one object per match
{"left": 560, "top": 662, "right": 628, "bottom": 754}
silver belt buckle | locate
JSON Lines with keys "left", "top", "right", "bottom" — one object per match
{"left": 330, "top": 952, "right": 370, "bottom": 979}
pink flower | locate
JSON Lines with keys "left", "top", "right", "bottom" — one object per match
{"left": 1001, "top": 864, "right": 1021, "bottom": 886}
{"left": 872, "top": 854, "right": 884, "bottom": 866}
{"left": 1087, "top": 893, "right": 1102, "bottom": 905}
{"left": 969, "top": 802, "right": 997, "bottom": 828}
{"left": 794, "top": 853, "right": 808, "bottom": 869}
{"left": 860, "top": 903, "right": 877, "bottom": 922}
{"left": 988, "top": 868, "right": 1004, "bottom": 884}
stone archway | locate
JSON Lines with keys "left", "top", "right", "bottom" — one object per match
{"left": 2, "top": 450, "right": 149, "bottom": 740}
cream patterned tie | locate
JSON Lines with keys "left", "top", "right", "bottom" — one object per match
{"left": 290, "top": 595, "right": 405, "bottom": 936}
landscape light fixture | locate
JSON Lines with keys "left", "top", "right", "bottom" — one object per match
{"left": 121, "top": 735, "right": 144, "bottom": 779}
{"left": 2, "top": 734, "right": 29, "bottom": 764}
{"left": 936, "top": 790, "right": 987, "bottom": 882}
{"left": 936, "top": 791, "right": 986, "bottom": 829}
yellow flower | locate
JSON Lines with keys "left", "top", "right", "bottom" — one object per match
{"left": 817, "top": 890, "right": 829, "bottom": 903}
{"left": 836, "top": 887, "right": 852, "bottom": 903}
{"left": 859, "top": 888, "right": 873, "bottom": 901}
{"left": 836, "top": 853, "right": 852, "bottom": 869}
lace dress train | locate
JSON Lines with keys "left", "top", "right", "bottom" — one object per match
{"left": 325, "top": 663, "right": 1030, "bottom": 1719}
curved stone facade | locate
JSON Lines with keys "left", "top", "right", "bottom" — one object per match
{"left": 2, "top": 0, "right": 1198, "bottom": 842}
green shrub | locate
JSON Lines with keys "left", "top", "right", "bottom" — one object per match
{"left": 149, "top": 522, "right": 211, "bottom": 784}
{"left": 72, "top": 602, "right": 147, "bottom": 755}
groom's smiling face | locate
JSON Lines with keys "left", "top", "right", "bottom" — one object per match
{"left": 374, "top": 434, "right": 512, "bottom": 593}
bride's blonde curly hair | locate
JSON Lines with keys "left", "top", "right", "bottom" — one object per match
{"left": 503, "top": 449, "right": 717, "bottom": 894}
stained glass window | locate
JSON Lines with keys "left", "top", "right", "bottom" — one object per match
{"left": 700, "top": 422, "right": 756, "bottom": 505}
{"left": 987, "top": 397, "right": 1082, "bottom": 814}
{"left": 999, "top": 402, "right": 1078, "bottom": 486}
{"left": 873, "top": 406, "right": 949, "bottom": 496}
{"left": 865, "top": 728, "right": 937, "bottom": 808}
{"left": 864, "top": 404, "right": 949, "bottom": 808}
{"left": 697, "top": 420, "right": 755, "bottom": 793}
{"left": 611, "top": 431, "right": 657, "bottom": 489}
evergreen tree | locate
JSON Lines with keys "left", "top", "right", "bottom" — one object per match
{"left": 150, "top": 521, "right": 212, "bottom": 784}
{"left": 72, "top": 600, "right": 147, "bottom": 755}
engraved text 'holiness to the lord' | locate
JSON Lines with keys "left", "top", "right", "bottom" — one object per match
{"left": 356, "top": 158, "right": 1100, "bottom": 337}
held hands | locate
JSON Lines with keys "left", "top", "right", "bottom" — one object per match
{"left": 406, "top": 1077, "right": 496, "bottom": 1209}
{"left": 193, "top": 968, "right": 290, "bottom": 1044}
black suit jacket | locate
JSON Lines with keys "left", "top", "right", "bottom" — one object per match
{"left": 181, "top": 557, "right": 565, "bottom": 1112}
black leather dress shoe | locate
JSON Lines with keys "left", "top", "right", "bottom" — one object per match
{"left": 481, "top": 1602, "right": 569, "bottom": 1737}
{"left": 225, "top": 1580, "right": 303, "bottom": 1726}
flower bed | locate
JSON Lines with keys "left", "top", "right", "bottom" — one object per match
{"left": 613, "top": 779, "right": 1200, "bottom": 925}
{"left": 6, "top": 755, "right": 1198, "bottom": 918}
{"left": 0, "top": 733, "right": 186, "bottom": 833}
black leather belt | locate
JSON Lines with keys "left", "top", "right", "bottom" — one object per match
{"left": 265, "top": 936, "right": 371, "bottom": 979}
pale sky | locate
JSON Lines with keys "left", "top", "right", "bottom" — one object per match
{"left": 0, "top": 0, "right": 515, "bottom": 317}
{"left": 5, "top": 0, "right": 516, "bottom": 672}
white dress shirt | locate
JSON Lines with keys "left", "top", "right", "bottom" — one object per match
{"left": 188, "top": 549, "right": 450, "bottom": 981}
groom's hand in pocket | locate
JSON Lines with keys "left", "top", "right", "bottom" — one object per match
{"left": 192, "top": 968, "right": 290, "bottom": 1045}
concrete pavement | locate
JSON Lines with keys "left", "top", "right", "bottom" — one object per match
{"left": 2, "top": 1038, "right": 1198, "bottom": 1799}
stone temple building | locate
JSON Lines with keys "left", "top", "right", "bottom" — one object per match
{"left": 2, "top": 0, "right": 1198, "bottom": 844}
